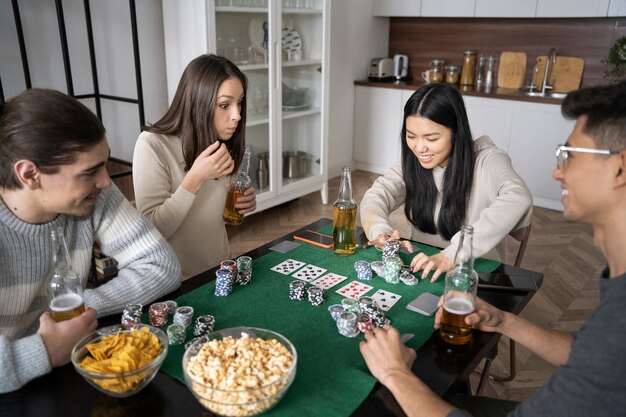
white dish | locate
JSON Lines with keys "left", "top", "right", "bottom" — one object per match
{"left": 249, "top": 18, "right": 268, "bottom": 55}
{"left": 281, "top": 27, "right": 301, "bottom": 53}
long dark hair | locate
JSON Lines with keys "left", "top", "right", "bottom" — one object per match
{"left": 401, "top": 84, "right": 474, "bottom": 241}
{"left": 0, "top": 88, "right": 105, "bottom": 190}
{"left": 146, "top": 54, "right": 248, "bottom": 171}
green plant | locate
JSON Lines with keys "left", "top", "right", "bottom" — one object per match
{"left": 602, "top": 36, "right": 626, "bottom": 82}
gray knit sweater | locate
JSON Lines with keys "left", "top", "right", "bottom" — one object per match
{"left": 0, "top": 185, "right": 182, "bottom": 393}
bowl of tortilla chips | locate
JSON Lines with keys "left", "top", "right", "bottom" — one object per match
{"left": 71, "top": 324, "right": 168, "bottom": 397}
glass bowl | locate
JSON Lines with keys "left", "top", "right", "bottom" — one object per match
{"left": 182, "top": 327, "right": 297, "bottom": 417}
{"left": 71, "top": 324, "right": 168, "bottom": 398}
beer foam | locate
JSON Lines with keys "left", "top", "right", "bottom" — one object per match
{"left": 443, "top": 297, "right": 474, "bottom": 315}
{"left": 50, "top": 293, "right": 83, "bottom": 311}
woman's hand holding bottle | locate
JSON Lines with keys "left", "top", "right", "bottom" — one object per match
{"left": 182, "top": 141, "right": 234, "bottom": 194}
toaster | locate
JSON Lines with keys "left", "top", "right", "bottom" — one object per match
{"left": 368, "top": 58, "right": 394, "bottom": 80}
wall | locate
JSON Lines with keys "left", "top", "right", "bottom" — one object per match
{"left": 0, "top": 0, "right": 169, "bottom": 162}
{"left": 388, "top": 17, "right": 626, "bottom": 88}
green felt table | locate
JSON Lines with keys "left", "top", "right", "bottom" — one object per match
{"left": 155, "top": 226, "right": 500, "bottom": 417}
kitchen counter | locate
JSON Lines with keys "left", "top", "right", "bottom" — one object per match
{"left": 354, "top": 79, "right": 564, "bottom": 105}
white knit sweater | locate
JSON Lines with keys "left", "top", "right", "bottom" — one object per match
{"left": 0, "top": 184, "right": 181, "bottom": 393}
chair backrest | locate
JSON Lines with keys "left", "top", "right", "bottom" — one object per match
{"left": 509, "top": 223, "right": 531, "bottom": 267}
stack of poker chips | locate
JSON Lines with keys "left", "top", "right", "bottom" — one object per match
{"left": 121, "top": 304, "right": 143, "bottom": 328}
{"left": 220, "top": 260, "right": 237, "bottom": 279}
{"left": 215, "top": 268, "right": 234, "bottom": 296}
{"left": 236, "top": 270, "right": 252, "bottom": 286}
{"left": 358, "top": 296, "right": 391, "bottom": 328}
{"left": 289, "top": 280, "right": 307, "bottom": 300}
{"left": 164, "top": 300, "right": 178, "bottom": 315}
{"left": 356, "top": 313, "right": 374, "bottom": 332}
{"left": 370, "top": 261, "right": 385, "bottom": 277}
{"left": 383, "top": 255, "right": 402, "bottom": 284}
{"left": 383, "top": 239, "right": 401, "bottom": 259}
{"left": 173, "top": 306, "right": 194, "bottom": 327}
{"left": 354, "top": 260, "right": 373, "bottom": 281}
{"left": 341, "top": 298, "right": 362, "bottom": 314}
{"left": 193, "top": 315, "right": 215, "bottom": 337}
{"left": 167, "top": 324, "right": 186, "bottom": 345}
{"left": 336, "top": 311, "right": 359, "bottom": 338}
{"left": 148, "top": 302, "right": 169, "bottom": 327}
{"left": 328, "top": 304, "right": 345, "bottom": 321}
{"left": 399, "top": 265, "right": 419, "bottom": 285}
{"left": 307, "top": 286, "right": 325, "bottom": 306}
{"left": 236, "top": 256, "right": 253, "bottom": 285}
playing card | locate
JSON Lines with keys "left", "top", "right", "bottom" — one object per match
{"left": 312, "top": 272, "right": 348, "bottom": 289}
{"left": 269, "top": 240, "right": 301, "bottom": 254}
{"left": 292, "top": 264, "right": 327, "bottom": 282}
{"left": 271, "top": 259, "right": 305, "bottom": 275}
{"left": 335, "top": 280, "right": 374, "bottom": 299}
{"left": 371, "top": 289, "right": 402, "bottom": 312}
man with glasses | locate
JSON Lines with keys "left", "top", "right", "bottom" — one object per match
{"left": 359, "top": 80, "right": 626, "bottom": 417}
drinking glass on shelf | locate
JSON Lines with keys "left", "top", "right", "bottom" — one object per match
{"left": 250, "top": 86, "right": 268, "bottom": 115}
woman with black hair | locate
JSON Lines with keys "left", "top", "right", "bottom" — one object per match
{"left": 133, "top": 55, "right": 256, "bottom": 279}
{"left": 361, "top": 83, "right": 532, "bottom": 281}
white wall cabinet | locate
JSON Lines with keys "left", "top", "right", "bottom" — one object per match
{"left": 372, "top": 0, "right": 421, "bottom": 17}
{"left": 474, "top": 0, "right": 537, "bottom": 17}
{"left": 352, "top": 86, "right": 575, "bottom": 210}
{"left": 421, "top": 0, "right": 475, "bottom": 16}
{"left": 535, "top": 0, "right": 610, "bottom": 16}
{"left": 162, "top": 0, "right": 330, "bottom": 213}
{"left": 608, "top": 0, "right": 626, "bottom": 15}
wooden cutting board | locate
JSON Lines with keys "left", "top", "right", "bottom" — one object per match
{"left": 532, "top": 56, "right": 585, "bottom": 93}
{"left": 497, "top": 52, "right": 527, "bottom": 89}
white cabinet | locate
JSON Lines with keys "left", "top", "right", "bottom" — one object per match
{"left": 162, "top": 0, "right": 330, "bottom": 212}
{"left": 421, "top": 0, "right": 476, "bottom": 16}
{"left": 608, "top": 0, "right": 626, "bottom": 15}
{"left": 352, "top": 86, "right": 575, "bottom": 210}
{"left": 474, "top": 0, "right": 537, "bottom": 17}
{"left": 353, "top": 86, "right": 403, "bottom": 174}
{"left": 535, "top": 0, "right": 610, "bottom": 16}
{"left": 372, "top": 0, "right": 421, "bottom": 17}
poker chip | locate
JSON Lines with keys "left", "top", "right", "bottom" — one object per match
{"left": 356, "top": 313, "right": 373, "bottom": 332}
{"left": 167, "top": 324, "right": 186, "bottom": 345}
{"left": 236, "top": 256, "right": 252, "bottom": 274}
{"left": 164, "top": 300, "right": 178, "bottom": 315}
{"left": 370, "top": 261, "right": 385, "bottom": 277}
{"left": 307, "top": 286, "right": 325, "bottom": 306}
{"left": 358, "top": 296, "right": 391, "bottom": 328}
{"left": 193, "top": 314, "right": 215, "bottom": 337}
{"left": 236, "top": 270, "right": 252, "bottom": 286}
{"left": 336, "top": 311, "right": 359, "bottom": 338}
{"left": 148, "top": 302, "right": 169, "bottom": 327}
{"left": 121, "top": 304, "right": 143, "bottom": 329}
{"left": 341, "top": 298, "right": 361, "bottom": 313}
{"left": 400, "top": 273, "right": 420, "bottom": 286}
{"left": 289, "top": 280, "right": 307, "bottom": 300}
{"left": 173, "top": 306, "right": 194, "bottom": 327}
{"left": 215, "top": 268, "right": 234, "bottom": 296}
{"left": 383, "top": 240, "right": 401, "bottom": 258}
{"left": 383, "top": 255, "right": 402, "bottom": 284}
{"left": 354, "top": 260, "right": 373, "bottom": 281}
{"left": 328, "top": 304, "right": 345, "bottom": 321}
{"left": 220, "top": 259, "right": 237, "bottom": 280}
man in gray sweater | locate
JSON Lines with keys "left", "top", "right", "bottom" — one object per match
{"left": 359, "top": 80, "right": 626, "bottom": 417}
{"left": 0, "top": 89, "right": 182, "bottom": 393}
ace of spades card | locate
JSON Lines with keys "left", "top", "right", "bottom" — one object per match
{"left": 335, "top": 280, "right": 373, "bottom": 299}
{"left": 270, "top": 259, "right": 305, "bottom": 275}
{"left": 371, "top": 289, "right": 402, "bottom": 311}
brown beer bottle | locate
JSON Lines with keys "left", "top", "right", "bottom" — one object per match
{"left": 332, "top": 167, "right": 357, "bottom": 256}
{"left": 440, "top": 225, "right": 478, "bottom": 345}
{"left": 223, "top": 145, "right": 252, "bottom": 225}
{"left": 48, "top": 227, "right": 85, "bottom": 322}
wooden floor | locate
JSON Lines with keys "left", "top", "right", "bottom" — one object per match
{"left": 227, "top": 170, "right": 605, "bottom": 403}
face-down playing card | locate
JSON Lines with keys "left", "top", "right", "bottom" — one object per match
{"left": 371, "top": 289, "right": 402, "bottom": 312}
{"left": 335, "top": 280, "right": 374, "bottom": 299}
{"left": 312, "top": 272, "right": 348, "bottom": 289}
{"left": 270, "top": 259, "right": 305, "bottom": 275}
{"left": 292, "top": 264, "right": 327, "bottom": 282}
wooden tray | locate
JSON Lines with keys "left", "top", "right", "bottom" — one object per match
{"left": 532, "top": 56, "right": 585, "bottom": 93}
{"left": 497, "top": 52, "right": 527, "bottom": 89}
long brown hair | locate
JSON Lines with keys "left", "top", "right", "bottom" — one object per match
{"left": 145, "top": 54, "right": 248, "bottom": 171}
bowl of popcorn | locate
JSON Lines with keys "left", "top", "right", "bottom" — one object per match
{"left": 71, "top": 324, "right": 168, "bottom": 398}
{"left": 182, "top": 327, "right": 297, "bottom": 417}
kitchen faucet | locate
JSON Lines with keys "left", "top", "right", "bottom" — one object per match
{"left": 541, "top": 48, "right": 557, "bottom": 95}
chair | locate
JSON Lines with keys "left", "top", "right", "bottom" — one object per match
{"left": 473, "top": 223, "right": 532, "bottom": 395}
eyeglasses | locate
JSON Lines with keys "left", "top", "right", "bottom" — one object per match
{"left": 555, "top": 145, "right": 620, "bottom": 169}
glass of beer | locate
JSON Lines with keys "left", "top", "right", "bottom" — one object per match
{"left": 439, "top": 269, "right": 477, "bottom": 345}
{"left": 50, "top": 292, "right": 85, "bottom": 322}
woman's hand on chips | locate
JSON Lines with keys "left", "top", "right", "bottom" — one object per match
{"left": 37, "top": 308, "right": 98, "bottom": 368}
{"left": 410, "top": 252, "right": 452, "bottom": 282}
{"left": 367, "top": 230, "right": 414, "bottom": 252}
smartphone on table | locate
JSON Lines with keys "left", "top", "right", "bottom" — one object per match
{"left": 293, "top": 230, "right": 334, "bottom": 249}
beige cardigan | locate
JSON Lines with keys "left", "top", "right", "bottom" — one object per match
{"left": 133, "top": 131, "right": 231, "bottom": 279}
{"left": 360, "top": 136, "right": 533, "bottom": 263}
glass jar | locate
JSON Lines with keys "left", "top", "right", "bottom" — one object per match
{"left": 460, "top": 50, "right": 477, "bottom": 86}
{"left": 445, "top": 65, "right": 460, "bottom": 84}
{"left": 429, "top": 59, "right": 445, "bottom": 84}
